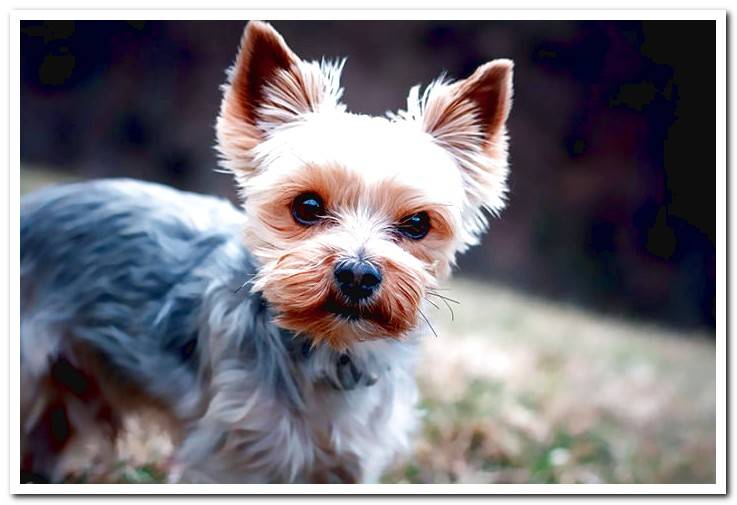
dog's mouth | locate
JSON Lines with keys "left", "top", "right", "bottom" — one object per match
{"left": 323, "top": 297, "right": 375, "bottom": 322}
{"left": 265, "top": 276, "right": 421, "bottom": 345}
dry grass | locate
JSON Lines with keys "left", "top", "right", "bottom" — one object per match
{"left": 384, "top": 279, "right": 715, "bottom": 484}
{"left": 21, "top": 169, "right": 716, "bottom": 484}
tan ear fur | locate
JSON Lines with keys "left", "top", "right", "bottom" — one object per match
{"left": 227, "top": 21, "right": 301, "bottom": 127}
{"left": 216, "top": 21, "right": 345, "bottom": 179}
{"left": 401, "top": 59, "right": 514, "bottom": 245}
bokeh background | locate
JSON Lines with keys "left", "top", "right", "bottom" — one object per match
{"left": 20, "top": 20, "right": 717, "bottom": 484}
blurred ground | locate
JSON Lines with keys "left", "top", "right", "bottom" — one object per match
{"left": 20, "top": 168, "right": 716, "bottom": 484}
{"left": 387, "top": 279, "right": 715, "bottom": 484}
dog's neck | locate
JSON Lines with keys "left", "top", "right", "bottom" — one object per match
{"left": 242, "top": 276, "right": 422, "bottom": 393}
{"left": 226, "top": 254, "right": 421, "bottom": 402}
{"left": 286, "top": 331, "right": 421, "bottom": 393}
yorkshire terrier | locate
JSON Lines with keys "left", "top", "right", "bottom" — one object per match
{"left": 20, "top": 21, "right": 513, "bottom": 483}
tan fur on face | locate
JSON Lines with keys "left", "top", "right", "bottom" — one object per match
{"left": 245, "top": 163, "right": 447, "bottom": 349}
{"left": 244, "top": 162, "right": 457, "bottom": 258}
{"left": 253, "top": 240, "right": 432, "bottom": 350}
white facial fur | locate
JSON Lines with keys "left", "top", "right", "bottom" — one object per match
{"left": 216, "top": 22, "right": 512, "bottom": 251}
{"left": 251, "top": 111, "right": 468, "bottom": 212}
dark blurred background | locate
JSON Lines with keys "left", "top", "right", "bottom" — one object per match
{"left": 20, "top": 20, "right": 716, "bottom": 331}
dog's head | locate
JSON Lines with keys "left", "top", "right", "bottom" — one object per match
{"left": 216, "top": 21, "right": 513, "bottom": 349}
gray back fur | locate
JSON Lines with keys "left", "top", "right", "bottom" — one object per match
{"left": 21, "top": 179, "right": 307, "bottom": 414}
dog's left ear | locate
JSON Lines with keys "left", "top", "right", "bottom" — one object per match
{"left": 217, "top": 21, "right": 344, "bottom": 177}
{"left": 406, "top": 59, "right": 514, "bottom": 244}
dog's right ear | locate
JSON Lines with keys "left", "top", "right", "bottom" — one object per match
{"left": 217, "top": 21, "right": 345, "bottom": 178}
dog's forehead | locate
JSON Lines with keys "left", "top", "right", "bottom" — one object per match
{"left": 257, "top": 112, "right": 466, "bottom": 204}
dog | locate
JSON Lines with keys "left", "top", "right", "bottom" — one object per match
{"left": 20, "top": 21, "right": 513, "bottom": 483}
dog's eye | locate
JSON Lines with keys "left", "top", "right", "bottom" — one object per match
{"left": 397, "top": 211, "right": 430, "bottom": 240}
{"left": 291, "top": 192, "right": 324, "bottom": 226}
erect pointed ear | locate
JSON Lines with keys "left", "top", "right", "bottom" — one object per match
{"left": 449, "top": 59, "right": 514, "bottom": 143}
{"left": 216, "top": 21, "right": 345, "bottom": 177}
{"left": 406, "top": 59, "right": 514, "bottom": 245}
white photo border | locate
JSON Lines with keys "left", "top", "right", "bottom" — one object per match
{"left": 7, "top": 8, "right": 726, "bottom": 496}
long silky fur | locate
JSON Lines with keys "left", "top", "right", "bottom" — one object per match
{"left": 20, "top": 179, "right": 420, "bottom": 483}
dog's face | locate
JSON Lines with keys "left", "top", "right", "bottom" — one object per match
{"left": 216, "top": 22, "right": 513, "bottom": 349}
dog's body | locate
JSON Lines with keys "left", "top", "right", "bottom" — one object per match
{"left": 20, "top": 21, "right": 513, "bottom": 483}
{"left": 21, "top": 179, "right": 418, "bottom": 482}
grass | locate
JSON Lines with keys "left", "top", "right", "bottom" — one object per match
{"left": 21, "top": 168, "right": 716, "bottom": 484}
{"left": 382, "top": 279, "right": 715, "bottom": 484}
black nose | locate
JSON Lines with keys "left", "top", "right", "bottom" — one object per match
{"left": 334, "top": 259, "right": 382, "bottom": 301}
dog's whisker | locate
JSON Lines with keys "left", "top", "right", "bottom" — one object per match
{"left": 425, "top": 285, "right": 453, "bottom": 293}
{"left": 418, "top": 308, "right": 438, "bottom": 338}
{"left": 425, "top": 295, "right": 454, "bottom": 321}
{"left": 424, "top": 297, "right": 441, "bottom": 311}
{"left": 426, "top": 291, "right": 461, "bottom": 305}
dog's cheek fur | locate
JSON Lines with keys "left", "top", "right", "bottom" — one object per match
{"left": 374, "top": 257, "right": 429, "bottom": 333}
{"left": 253, "top": 246, "right": 337, "bottom": 336}
{"left": 251, "top": 235, "right": 434, "bottom": 350}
